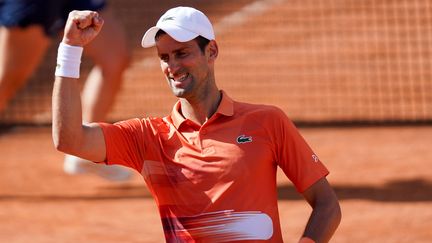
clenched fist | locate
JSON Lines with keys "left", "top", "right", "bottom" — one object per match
{"left": 62, "top": 10, "right": 104, "bottom": 47}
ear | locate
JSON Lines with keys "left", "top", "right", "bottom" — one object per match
{"left": 207, "top": 40, "right": 218, "bottom": 61}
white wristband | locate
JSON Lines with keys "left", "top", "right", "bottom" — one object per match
{"left": 55, "top": 42, "right": 83, "bottom": 79}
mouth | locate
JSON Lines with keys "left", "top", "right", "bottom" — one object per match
{"left": 170, "top": 73, "right": 189, "bottom": 82}
{"left": 169, "top": 73, "right": 190, "bottom": 87}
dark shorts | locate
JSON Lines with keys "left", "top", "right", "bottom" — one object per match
{"left": 0, "top": 0, "right": 106, "bottom": 37}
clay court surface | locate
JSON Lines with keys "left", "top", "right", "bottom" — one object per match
{"left": 0, "top": 125, "right": 430, "bottom": 242}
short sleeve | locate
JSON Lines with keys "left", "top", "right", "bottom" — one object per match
{"left": 272, "top": 108, "right": 329, "bottom": 193}
{"left": 98, "top": 118, "right": 148, "bottom": 172}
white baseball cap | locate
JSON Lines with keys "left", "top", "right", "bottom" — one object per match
{"left": 141, "top": 6, "right": 215, "bottom": 48}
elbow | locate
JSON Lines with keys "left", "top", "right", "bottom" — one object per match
{"left": 333, "top": 201, "right": 342, "bottom": 227}
{"left": 52, "top": 129, "right": 78, "bottom": 154}
{"left": 52, "top": 135, "right": 61, "bottom": 151}
{"left": 317, "top": 196, "right": 342, "bottom": 231}
{"left": 325, "top": 198, "right": 342, "bottom": 232}
{"left": 53, "top": 138, "right": 66, "bottom": 153}
{"left": 52, "top": 128, "right": 61, "bottom": 151}
{"left": 52, "top": 133, "right": 71, "bottom": 153}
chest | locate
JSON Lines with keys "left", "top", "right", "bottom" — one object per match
{"left": 148, "top": 121, "right": 276, "bottom": 189}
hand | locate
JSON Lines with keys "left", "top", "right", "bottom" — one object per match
{"left": 62, "top": 10, "right": 104, "bottom": 47}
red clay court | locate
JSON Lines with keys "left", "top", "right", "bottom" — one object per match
{"left": 1, "top": 126, "right": 431, "bottom": 242}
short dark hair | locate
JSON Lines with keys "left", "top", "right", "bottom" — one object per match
{"left": 155, "top": 29, "right": 210, "bottom": 53}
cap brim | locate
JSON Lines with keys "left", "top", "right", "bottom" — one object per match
{"left": 141, "top": 24, "right": 199, "bottom": 48}
{"left": 141, "top": 26, "right": 160, "bottom": 48}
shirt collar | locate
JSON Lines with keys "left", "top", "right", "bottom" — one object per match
{"left": 170, "top": 90, "right": 234, "bottom": 129}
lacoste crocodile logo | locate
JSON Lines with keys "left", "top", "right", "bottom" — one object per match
{"left": 162, "top": 16, "right": 175, "bottom": 22}
{"left": 237, "top": 135, "right": 253, "bottom": 144}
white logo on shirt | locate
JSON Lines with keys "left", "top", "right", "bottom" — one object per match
{"left": 176, "top": 210, "right": 273, "bottom": 241}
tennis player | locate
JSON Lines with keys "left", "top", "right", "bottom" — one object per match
{"left": 52, "top": 7, "right": 341, "bottom": 242}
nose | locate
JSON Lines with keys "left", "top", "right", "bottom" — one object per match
{"left": 167, "top": 59, "right": 180, "bottom": 76}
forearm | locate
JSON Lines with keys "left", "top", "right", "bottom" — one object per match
{"left": 302, "top": 200, "right": 341, "bottom": 243}
{"left": 52, "top": 75, "right": 85, "bottom": 154}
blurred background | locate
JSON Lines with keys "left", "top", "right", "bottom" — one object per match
{"left": 1, "top": 0, "right": 431, "bottom": 125}
{"left": 0, "top": 0, "right": 431, "bottom": 242}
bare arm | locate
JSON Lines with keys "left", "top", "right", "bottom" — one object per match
{"left": 300, "top": 177, "right": 341, "bottom": 243}
{"left": 52, "top": 11, "right": 106, "bottom": 162}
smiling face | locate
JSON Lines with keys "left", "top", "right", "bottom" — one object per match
{"left": 156, "top": 33, "right": 218, "bottom": 101}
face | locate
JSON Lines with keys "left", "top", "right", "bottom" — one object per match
{"left": 156, "top": 34, "right": 217, "bottom": 100}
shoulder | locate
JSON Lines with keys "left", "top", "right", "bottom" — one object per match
{"left": 232, "top": 101, "right": 292, "bottom": 134}
{"left": 232, "top": 101, "right": 297, "bottom": 137}
{"left": 101, "top": 116, "right": 169, "bottom": 133}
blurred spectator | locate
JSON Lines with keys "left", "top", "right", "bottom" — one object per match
{"left": 0, "top": 0, "right": 132, "bottom": 181}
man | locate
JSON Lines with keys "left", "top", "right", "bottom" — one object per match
{"left": 0, "top": 0, "right": 131, "bottom": 180}
{"left": 52, "top": 7, "right": 341, "bottom": 242}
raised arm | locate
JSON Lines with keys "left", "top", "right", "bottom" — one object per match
{"left": 52, "top": 11, "right": 106, "bottom": 162}
{"left": 299, "top": 177, "right": 342, "bottom": 243}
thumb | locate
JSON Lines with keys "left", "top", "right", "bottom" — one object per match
{"left": 92, "top": 15, "right": 104, "bottom": 33}
{"left": 72, "top": 11, "right": 99, "bottom": 29}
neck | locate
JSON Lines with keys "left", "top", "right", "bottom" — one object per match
{"left": 180, "top": 88, "right": 222, "bottom": 125}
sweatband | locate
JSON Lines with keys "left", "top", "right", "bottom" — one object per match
{"left": 55, "top": 42, "right": 83, "bottom": 79}
{"left": 299, "top": 237, "right": 316, "bottom": 243}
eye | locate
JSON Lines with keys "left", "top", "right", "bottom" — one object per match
{"left": 159, "top": 55, "right": 169, "bottom": 63}
{"left": 176, "top": 52, "right": 188, "bottom": 58}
